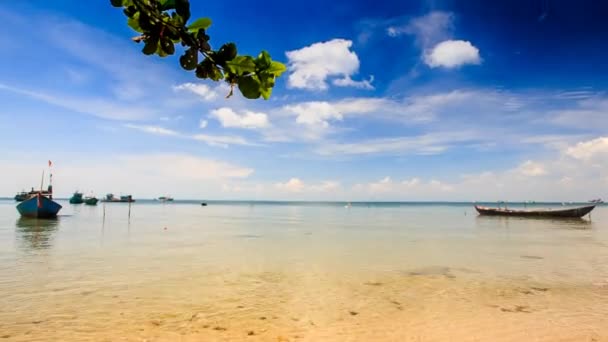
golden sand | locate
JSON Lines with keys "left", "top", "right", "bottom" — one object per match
{"left": 3, "top": 267, "right": 607, "bottom": 341}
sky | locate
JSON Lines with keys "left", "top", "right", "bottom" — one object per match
{"left": 0, "top": 0, "right": 607, "bottom": 201}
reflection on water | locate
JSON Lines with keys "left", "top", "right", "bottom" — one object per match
{"left": 15, "top": 217, "right": 59, "bottom": 251}
{"left": 475, "top": 215, "right": 593, "bottom": 230}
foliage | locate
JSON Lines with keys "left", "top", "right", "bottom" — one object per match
{"left": 111, "top": 0, "right": 286, "bottom": 99}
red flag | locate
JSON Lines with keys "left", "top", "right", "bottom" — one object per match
{"left": 48, "top": 160, "right": 52, "bottom": 167}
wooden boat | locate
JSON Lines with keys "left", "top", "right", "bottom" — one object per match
{"left": 16, "top": 164, "right": 61, "bottom": 218}
{"left": 84, "top": 196, "right": 98, "bottom": 205}
{"left": 101, "top": 193, "right": 135, "bottom": 203}
{"left": 69, "top": 191, "right": 84, "bottom": 204}
{"left": 157, "top": 196, "right": 174, "bottom": 202}
{"left": 474, "top": 205, "right": 595, "bottom": 218}
{"left": 17, "top": 192, "right": 63, "bottom": 218}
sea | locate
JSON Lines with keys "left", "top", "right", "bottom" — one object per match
{"left": 1, "top": 199, "right": 607, "bottom": 341}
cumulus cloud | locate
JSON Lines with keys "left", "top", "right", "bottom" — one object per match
{"left": 513, "top": 160, "right": 547, "bottom": 177}
{"left": 275, "top": 178, "right": 305, "bottom": 192}
{"left": 285, "top": 39, "right": 371, "bottom": 90}
{"left": 283, "top": 101, "right": 343, "bottom": 128}
{"left": 274, "top": 178, "right": 341, "bottom": 194}
{"left": 424, "top": 40, "right": 481, "bottom": 68}
{"left": 565, "top": 136, "right": 608, "bottom": 161}
{"left": 209, "top": 107, "right": 269, "bottom": 129}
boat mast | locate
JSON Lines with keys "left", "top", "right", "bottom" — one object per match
{"left": 40, "top": 170, "right": 45, "bottom": 192}
{"left": 48, "top": 160, "right": 53, "bottom": 198}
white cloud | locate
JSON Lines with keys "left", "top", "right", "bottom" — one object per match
{"left": 209, "top": 107, "right": 269, "bottom": 129}
{"left": 424, "top": 40, "right": 481, "bottom": 68}
{"left": 274, "top": 178, "right": 340, "bottom": 194}
{"left": 173, "top": 83, "right": 225, "bottom": 101}
{"left": 199, "top": 119, "right": 208, "bottom": 128}
{"left": 275, "top": 178, "right": 305, "bottom": 192}
{"left": 387, "top": 11, "right": 454, "bottom": 48}
{"left": 284, "top": 102, "right": 343, "bottom": 128}
{"left": 550, "top": 98, "right": 608, "bottom": 130}
{"left": 564, "top": 136, "right": 608, "bottom": 161}
{"left": 124, "top": 124, "right": 178, "bottom": 136}
{"left": 355, "top": 176, "right": 453, "bottom": 196}
{"left": 513, "top": 160, "right": 547, "bottom": 177}
{"left": 332, "top": 76, "right": 374, "bottom": 90}
{"left": 316, "top": 131, "right": 478, "bottom": 156}
{"left": 123, "top": 122, "right": 255, "bottom": 148}
{"left": 286, "top": 39, "right": 370, "bottom": 90}
{"left": 192, "top": 134, "right": 253, "bottom": 148}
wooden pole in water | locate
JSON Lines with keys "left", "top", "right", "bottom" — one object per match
{"left": 128, "top": 201, "right": 132, "bottom": 221}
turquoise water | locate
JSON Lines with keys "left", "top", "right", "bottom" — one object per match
{"left": 1, "top": 200, "right": 607, "bottom": 340}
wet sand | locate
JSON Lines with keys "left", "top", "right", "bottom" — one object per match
{"left": 3, "top": 268, "right": 608, "bottom": 341}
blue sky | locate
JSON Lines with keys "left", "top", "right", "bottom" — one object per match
{"left": 1, "top": 0, "right": 607, "bottom": 201}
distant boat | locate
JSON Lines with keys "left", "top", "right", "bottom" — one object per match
{"left": 69, "top": 191, "right": 84, "bottom": 204}
{"left": 589, "top": 198, "right": 604, "bottom": 204}
{"left": 101, "top": 194, "right": 135, "bottom": 203}
{"left": 157, "top": 196, "right": 174, "bottom": 202}
{"left": 474, "top": 205, "right": 595, "bottom": 218}
{"left": 84, "top": 196, "right": 98, "bottom": 205}
{"left": 14, "top": 191, "right": 29, "bottom": 202}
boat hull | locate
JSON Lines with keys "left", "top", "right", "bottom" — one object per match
{"left": 84, "top": 198, "right": 98, "bottom": 205}
{"left": 475, "top": 205, "right": 595, "bottom": 218}
{"left": 16, "top": 195, "right": 62, "bottom": 218}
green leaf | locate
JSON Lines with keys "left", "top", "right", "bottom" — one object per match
{"left": 195, "top": 64, "right": 208, "bottom": 79}
{"left": 260, "top": 86, "right": 272, "bottom": 100}
{"left": 267, "top": 61, "right": 287, "bottom": 77}
{"left": 127, "top": 13, "right": 142, "bottom": 33}
{"left": 159, "top": 36, "right": 175, "bottom": 56}
{"left": 258, "top": 71, "right": 275, "bottom": 88}
{"left": 160, "top": 0, "right": 176, "bottom": 10}
{"left": 238, "top": 76, "right": 261, "bottom": 99}
{"left": 218, "top": 43, "right": 237, "bottom": 62}
{"left": 179, "top": 48, "right": 198, "bottom": 70}
{"left": 226, "top": 56, "right": 256, "bottom": 75}
{"left": 142, "top": 36, "right": 159, "bottom": 55}
{"left": 188, "top": 17, "right": 212, "bottom": 33}
{"left": 110, "top": 0, "right": 123, "bottom": 7}
{"left": 175, "top": 0, "right": 190, "bottom": 22}
{"left": 255, "top": 51, "right": 271, "bottom": 70}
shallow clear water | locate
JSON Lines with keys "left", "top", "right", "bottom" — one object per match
{"left": 1, "top": 200, "right": 607, "bottom": 341}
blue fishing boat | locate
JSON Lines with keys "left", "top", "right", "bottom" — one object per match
{"left": 16, "top": 161, "right": 62, "bottom": 218}
{"left": 17, "top": 193, "right": 62, "bottom": 218}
